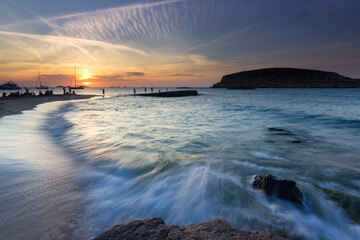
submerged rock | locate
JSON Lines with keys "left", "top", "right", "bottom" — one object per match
{"left": 93, "top": 217, "right": 287, "bottom": 240}
{"left": 320, "top": 187, "right": 360, "bottom": 224}
{"left": 252, "top": 174, "right": 304, "bottom": 205}
{"left": 268, "top": 128, "right": 292, "bottom": 134}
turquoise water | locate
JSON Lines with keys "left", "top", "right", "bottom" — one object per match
{"left": 1, "top": 88, "right": 360, "bottom": 239}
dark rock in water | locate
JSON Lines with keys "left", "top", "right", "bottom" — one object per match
{"left": 252, "top": 174, "right": 303, "bottom": 205}
{"left": 226, "top": 86, "right": 256, "bottom": 90}
{"left": 135, "top": 90, "right": 198, "bottom": 97}
{"left": 319, "top": 187, "right": 360, "bottom": 224}
{"left": 93, "top": 217, "right": 287, "bottom": 240}
{"left": 212, "top": 68, "right": 360, "bottom": 88}
{"left": 268, "top": 128, "right": 292, "bottom": 134}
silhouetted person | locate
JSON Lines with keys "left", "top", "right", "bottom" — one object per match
{"left": 134, "top": 88, "right": 136, "bottom": 94}
{"left": 2, "top": 92, "right": 6, "bottom": 97}
{"left": 144, "top": 87, "right": 147, "bottom": 93}
{"left": 68, "top": 86, "right": 71, "bottom": 94}
{"left": 39, "top": 91, "right": 43, "bottom": 96}
{"left": 151, "top": 87, "right": 153, "bottom": 93}
{"left": 72, "top": 90, "right": 76, "bottom": 95}
{"left": 24, "top": 87, "right": 29, "bottom": 94}
{"left": 102, "top": 89, "right": 105, "bottom": 95}
{"left": 63, "top": 87, "right": 66, "bottom": 95}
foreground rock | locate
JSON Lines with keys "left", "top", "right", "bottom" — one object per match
{"left": 93, "top": 217, "right": 287, "bottom": 240}
{"left": 212, "top": 68, "right": 360, "bottom": 88}
{"left": 135, "top": 90, "right": 198, "bottom": 97}
{"left": 252, "top": 174, "right": 304, "bottom": 205}
{"left": 268, "top": 128, "right": 291, "bottom": 134}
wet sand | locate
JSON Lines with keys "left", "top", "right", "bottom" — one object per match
{"left": 0, "top": 94, "right": 98, "bottom": 118}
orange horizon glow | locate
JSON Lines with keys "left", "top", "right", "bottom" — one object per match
{"left": 0, "top": 64, "right": 220, "bottom": 88}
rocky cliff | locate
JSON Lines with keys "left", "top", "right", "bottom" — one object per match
{"left": 93, "top": 217, "right": 287, "bottom": 240}
{"left": 212, "top": 68, "right": 360, "bottom": 88}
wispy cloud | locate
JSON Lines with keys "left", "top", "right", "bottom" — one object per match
{"left": 1, "top": 0, "right": 359, "bottom": 85}
{"left": 169, "top": 73, "right": 196, "bottom": 77}
{"left": 92, "top": 74, "right": 124, "bottom": 82}
{"left": 0, "top": 30, "right": 146, "bottom": 67}
{"left": 126, "top": 72, "right": 145, "bottom": 77}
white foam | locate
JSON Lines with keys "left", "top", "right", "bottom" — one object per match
{"left": 250, "top": 151, "right": 285, "bottom": 161}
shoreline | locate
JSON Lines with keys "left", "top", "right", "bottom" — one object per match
{"left": 0, "top": 94, "right": 98, "bottom": 119}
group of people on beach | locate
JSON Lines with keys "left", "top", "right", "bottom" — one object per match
{"left": 1, "top": 86, "right": 79, "bottom": 98}
{"left": 1, "top": 89, "right": 55, "bottom": 98}
{"left": 1, "top": 87, "right": 36, "bottom": 97}
{"left": 62, "top": 87, "right": 77, "bottom": 95}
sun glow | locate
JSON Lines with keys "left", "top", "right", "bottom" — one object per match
{"left": 81, "top": 69, "right": 93, "bottom": 80}
{"left": 83, "top": 82, "right": 90, "bottom": 85}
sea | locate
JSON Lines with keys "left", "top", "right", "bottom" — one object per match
{"left": 0, "top": 88, "right": 359, "bottom": 240}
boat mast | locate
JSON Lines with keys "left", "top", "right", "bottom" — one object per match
{"left": 38, "top": 72, "right": 41, "bottom": 87}
{"left": 74, "top": 65, "right": 77, "bottom": 87}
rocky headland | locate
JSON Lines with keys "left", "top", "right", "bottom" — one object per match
{"left": 93, "top": 217, "right": 287, "bottom": 240}
{"left": 212, "top": 68, "right": 360, "bottom": 88}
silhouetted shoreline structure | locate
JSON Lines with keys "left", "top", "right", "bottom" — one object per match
{"left": 134, "top": 90, "right": 198, "bottom": 97}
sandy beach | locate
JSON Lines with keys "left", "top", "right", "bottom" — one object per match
{"left": 0, "top": 94, "right": 98, "bottom": 118}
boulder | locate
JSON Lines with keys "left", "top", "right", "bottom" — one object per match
{"left": 252, "top": 174, "right": 303, "bottom": 205}
{"left": 93, "top": 217, "right": 287, "bottom": 240}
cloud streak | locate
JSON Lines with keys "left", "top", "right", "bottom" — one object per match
{"left": 126, "top": 72, "right": 145, "bottom": 77}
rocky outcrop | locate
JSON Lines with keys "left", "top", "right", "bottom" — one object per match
{"left": 212, "top": 68, "right": 360, "bottom": 88}
{"left": 135, "top": 90, "right": 198, "bottom": 97}
{"left": 252, "top": 174, "right": 304, "bottom": 205}
{"left": 93, "top": 217, "right": 287, "bottom": 240}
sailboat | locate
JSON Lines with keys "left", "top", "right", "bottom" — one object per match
{"left": 35, "top": 72, "right": 49, "bottom": 89}
{"left": 70, "top": 66, "right": 84, "bottom": 89}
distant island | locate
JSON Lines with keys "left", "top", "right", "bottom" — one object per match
{"left": 212, "top": 68, "right": 360, "bottom": 88}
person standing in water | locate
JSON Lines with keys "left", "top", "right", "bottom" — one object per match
{"left": 134, "top": 88, "right": 136, "bottom": 94}
{"left": 151, "top": 87, "right": 153, "bottom": 93}
{"left": 102, "top": 89, "right": 105, "bottom": 95}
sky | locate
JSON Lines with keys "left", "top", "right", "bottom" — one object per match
{"left": 0, "top": 0, "right": 359, "bottom": 87}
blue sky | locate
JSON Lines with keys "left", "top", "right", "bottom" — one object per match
{"left": 0, "top": 0, "right": 359, "bottom": 87}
